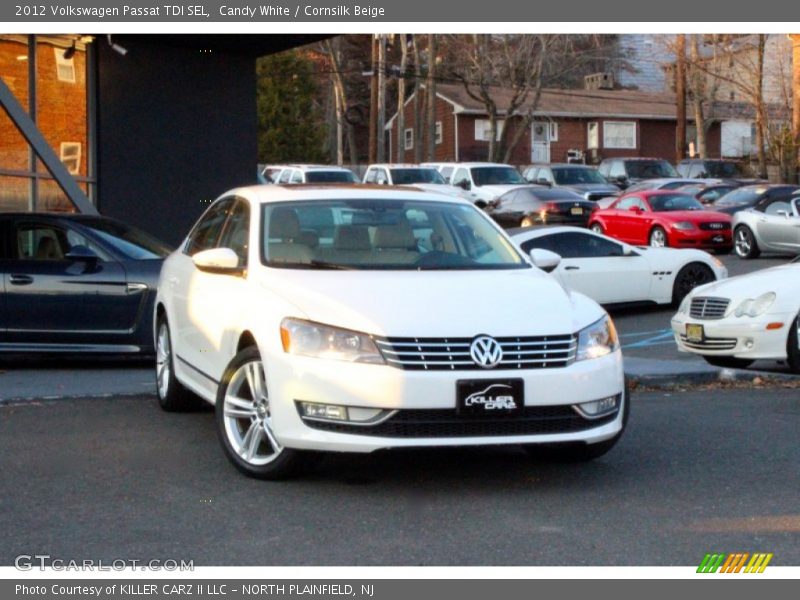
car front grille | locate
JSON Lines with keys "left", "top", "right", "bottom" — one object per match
{"left": 699, "top": 222, "right": 731, "bottom": 231}
{"left": 374, "top": 335, "right": 577, "bottom": 371}
{"left": 678, "top": 335, "right": 738, "bottom": 351}
{"left": 302, "top": 403, "right": 619, "bottom": 438}
{"left": 689, "top": 297, "right": 730, "bottom": 320}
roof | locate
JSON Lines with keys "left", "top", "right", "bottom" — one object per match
{"left": 432, "top": 83, "right": 679, "bottom": 120}
{"left": 230, "top": 184, "right": 472, "bottom": 205}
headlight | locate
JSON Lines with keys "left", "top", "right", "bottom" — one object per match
{"left": 672, "top": 221, "right": 695, "bottom": 231}
{"left": 677, "top": 294, "right": 692, "bottom": 315}
{"left": 730, "top": 292, "right": 776, "bottom": 318}
{"left": 280, "top": 318, "right": 385, "bottom": 364}
{"left": 576, "top": 315, "right": 619, "bottom": 361}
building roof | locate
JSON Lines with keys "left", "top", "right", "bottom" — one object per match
{"left": 433, "top": 83, "right": 680, "bottom": 120}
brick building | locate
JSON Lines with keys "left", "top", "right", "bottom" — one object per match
{"left": 386, "top": 83, "right": 723, "bottom": 166}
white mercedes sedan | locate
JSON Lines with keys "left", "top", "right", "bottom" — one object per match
{"left": 154, "top": 185, "right": 627, "bottom": 479}
{"left": 510, "top": 226, "right": 727, "bottom": 307}
{"left": 671, "top": 258, "right": 800, "bottom": 371}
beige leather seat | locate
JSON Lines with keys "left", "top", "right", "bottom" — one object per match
{"left": 267, "top": 208, "right": 313, "bottom": 264}
{"left": 374, "top": 222, "right": 419, "bottom": 264}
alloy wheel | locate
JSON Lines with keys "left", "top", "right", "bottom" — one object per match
{"left": 156, "top": 323, "right": 171, "bottom": 399}
{"left": 735, "top": 227, "right": 752, "bottom": 256}
{"left": 676, "top": 264, "right": 713, "bottom": 301}
{"left": 649, "top": 228, "right": 666, "bottom": 248}
{"left": 222, "top": 360, "right": 282, "bottom": 465}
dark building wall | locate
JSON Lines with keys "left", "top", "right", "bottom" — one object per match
{"left": 97, "top": 36, "right": 256, "bottom": 245}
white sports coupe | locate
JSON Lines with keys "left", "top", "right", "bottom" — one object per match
{"left": 510, "top": 226, "right": 728, "bottom": 306}
{"left": 154, "top": 186, "right": 627, "bottom": 479}
{"left": 671, "top": 258, "right": 800, "bottom": 371}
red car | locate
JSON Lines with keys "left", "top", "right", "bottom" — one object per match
{"left": 588, "top": 191, "right": 733, "bottom": 251}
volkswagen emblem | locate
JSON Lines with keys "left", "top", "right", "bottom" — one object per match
{"left": 470, "top": 335, "right": 503, "bottom": 368}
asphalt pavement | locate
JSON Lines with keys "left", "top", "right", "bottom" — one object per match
{"left": 1, "top": 385, "right": 799, "bottom": 566}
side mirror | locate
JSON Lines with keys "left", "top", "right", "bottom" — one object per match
{"left": 65, "top": 245, "right": 99, "bottom": 263}
{"left": 457, "top": 180, "right": 471, "bottom": 191}
{"left": 777, "top": 210, "right": 790, "bottom": 218}
{"left": 529, "top": 248, "right": 561, "bottom": 273}
{"left": 629, "top": 206, "right": 643, "bottom": 214}
{"left": 192, "top": 248, "right": 241, "bottom": 273}
{"left": 622, "top": 244, "right": 636, "bottom": 256}
{"left": 537, "top": 178, "right": 552, "bottom": 187}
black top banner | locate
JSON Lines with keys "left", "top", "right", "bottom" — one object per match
{"left": 2, "top": 0, "right": 798, "bottom": 22}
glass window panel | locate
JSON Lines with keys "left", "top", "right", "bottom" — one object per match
{"left": 0, "top": 35, "right": 30, "bottom": 111}
{"left": 0, "top": 175, "right": 32, "bottom": 211}
{"left": 0, "top": 105, "right": 31, "bottom": 172}
{"left": 37, "top": 178, "right": 79, "bottom": 213}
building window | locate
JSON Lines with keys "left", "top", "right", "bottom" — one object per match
{"left": 549, "top": 122, "right": 559, "bottom": 142}
{"left": 54, "top": 47, "right": 76, "bottom": 83}
{"left": 435, "top": 121, "right": 442, "bottom": 145}
{"left": 60, "top": 142, "right": 81, "bottom": 174}
{"left": 474, "top": 119, "right": 504, "bottom": 142}
{"left": 404, "top": 128, "right": 414, "bottom": 150}
{"left": 603, "top": 121, "right": 636, "bottom": 149}
{"left": 587, "top": 122, "right": 599, "bottom": 149}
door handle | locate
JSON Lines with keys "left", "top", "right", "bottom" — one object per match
{"left": 564, "top": 265, "right": 580, "bottom": 271}
{"left": 9, "top": 274, "right": 33, "bottom": 285}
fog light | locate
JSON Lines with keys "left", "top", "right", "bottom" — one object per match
{"left": 744, "top": 338, "right": 754, "bottom": 350}
{"left": 300, "top": 402, "right": 348, "bottom": 421}
{"left": 574, "top": 395, "right": 619, "bottom": 419}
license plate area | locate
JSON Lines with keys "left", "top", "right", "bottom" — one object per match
{"left": 570, "top": 207, "right": 584, "bottom": 215}
{"left": 686, "top": 323, "right": 705, "bottom": 343}
{"left": 456, "top": 379, "right": 524, "bottom": 417}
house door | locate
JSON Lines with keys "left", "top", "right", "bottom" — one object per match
{"left": 531, "top": 122, "right": 550, "bottom": 162}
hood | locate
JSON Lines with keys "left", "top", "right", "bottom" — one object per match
{"left": 658, "top": 210, "right": 731, "bottom": 223}
{"left": 262, "top": 268, "right": 602, "bottom": 337}
{"left": 690, "top": 262, "right": 800, "bottom": 301}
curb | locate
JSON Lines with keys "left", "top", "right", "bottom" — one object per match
{"left": 626, "top": 367, "right": 800, "bottom": 389}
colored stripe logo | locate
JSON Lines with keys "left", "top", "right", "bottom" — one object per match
{"left": 697, "top": 553, "right": 773, "bottom": 573}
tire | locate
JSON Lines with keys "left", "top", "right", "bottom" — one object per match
{"left": 702, "top": 356, "right": 754, "bottom": 369}
{"left": 590, "top": 222, "right": 604, "bottom": 235}
{"left": 786, "top": 314, "right": 800, "bottom": 374}
{"left": 522, "top": 385, "right": 630, "bottom": 463}
{"left": 672, "top": 262, "right": 716, "bottom": 306}
{"left": 215, "top": 346, "right": 310, "bottom": 480}
{"left": 649, "top": 226, "right": 668, "bottom": 248}
{"left": 734, "top": 225, "right": 760, "bottom": 259}
{"left": 155, "top": 315, "right": 202, "bottom": 412}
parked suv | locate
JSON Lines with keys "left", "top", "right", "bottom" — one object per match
{"left": 522, "top": 163, "right": 620, "bottom": 202}
{"left": 597, "top": 158, "right": 679, "bottom": 190}
{"left": 155, "top": 185, "right": 628, "bottom": 479}
{"left": 362, "top": 164, "right": 459, "bottom": 197}
{"left": 676, "top": 158, "right": 764, "bottom": 185}
{"left": 449, "top": 162, "right": 530, "bottom": 207}
{"left": 274, "top": 165, "right": 360, "bottom": 184}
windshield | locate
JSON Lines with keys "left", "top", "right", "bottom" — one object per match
{"left": 715, "top": 186, "right": 767, "bottom": 206}
{"left": 83, "top": 220, "right": 172, "bottom": 259}
{"left": 552, "top": 167, "right": 608, "bottom": 185}
{"left": 389, "top": 168, "right": 445, "bottom": 185}
{"left": 471, "top": 166, "right": 526, "bottom": 186}
{"left": 305, "top": 170, "right": 360, "bottom": 183}
{"left": 705, "top": 161, "right": 745, "bottom": 178}
{"left": 625, "top": 160, "right": 679, "bottom": 179}
{"left": 262, "top": 199, "right": 527, "bottom": 270}
{"left": 648, "top": 194, "right": 704, "bottom": 212}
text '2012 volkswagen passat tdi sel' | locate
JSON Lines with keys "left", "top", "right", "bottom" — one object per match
{"left": 155, "top": 185, "right": 627, "bottom": 479}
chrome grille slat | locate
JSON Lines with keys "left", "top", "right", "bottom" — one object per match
{"left": 689, "top": 296, "right": 730, "bottom": 320}
{"left": 376, "top": 335, "right": 577, "bottom": 371}
{"left": 679, "top": 335, "right": 737, "bottom": 351}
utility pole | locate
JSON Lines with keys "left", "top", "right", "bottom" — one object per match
{"left": 368, "top": 34, "right": 379, "bottom": 164}
{"left": 675, "top": 34, "right": 687, "bottom": 164}
{"left": 792, "top": 34, "right": 800, "bottom": 182}
{"left": 396, "top": 34, "right": 408, "bottom": 163}
{"left": 377, "top": 34, "right": 386, "bottom": 163}
{"left": 426, "top": 34, "right": 437, "bottom": 162}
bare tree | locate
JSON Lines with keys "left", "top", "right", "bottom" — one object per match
{"left": 395, "top": 34, "right": 408, "bottom": 162}
{"left": 412, "top": 35, "right": 424, "bottom": 163}
{"left": 445, "top": 34, "right": 549, "bottom": 162}
{"left": 675, "top": 34, "right": 687, "bottom": 163}
{"left": 426, "top": 34, "right": 437, "bottom": 161}
{"left": 322, "top": 38, "right": 359, "bottom": 165}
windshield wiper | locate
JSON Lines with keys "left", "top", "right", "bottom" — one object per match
{"left": 269, "top": 260, "right": 356, "bottom": 270}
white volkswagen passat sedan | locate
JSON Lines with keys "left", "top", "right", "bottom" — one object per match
{"left": 510, "top": 226, "right": 727, "bottom": 307}
{"left": 155, "top": 185, "right": 627, "bottom": 479}
{"left": 671, "top": 258, "right": 800, "bottom": 371}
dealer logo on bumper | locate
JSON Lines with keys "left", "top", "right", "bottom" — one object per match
{"left": 470, "top": 335, "right": 503, "bottom": 368}
{"left": 464, "top": 384, "right": 518, "bottom": 410}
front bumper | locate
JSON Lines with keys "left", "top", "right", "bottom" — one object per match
{"left": 265, "top": 349, "right": 625, "bottom": 453}
{"left": 671, "top": 312, "right": 792, "bottom": 360}
{"left": 669, "top": 228, "right": 732, "bottom": 250}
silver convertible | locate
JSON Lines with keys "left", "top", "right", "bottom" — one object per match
{"left": 733, "top": 192, "right": 800, "bottom": 259}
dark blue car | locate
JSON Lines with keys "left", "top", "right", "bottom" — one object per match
{"left": 0, "top": 213, "right": 171, "bottom": 355}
